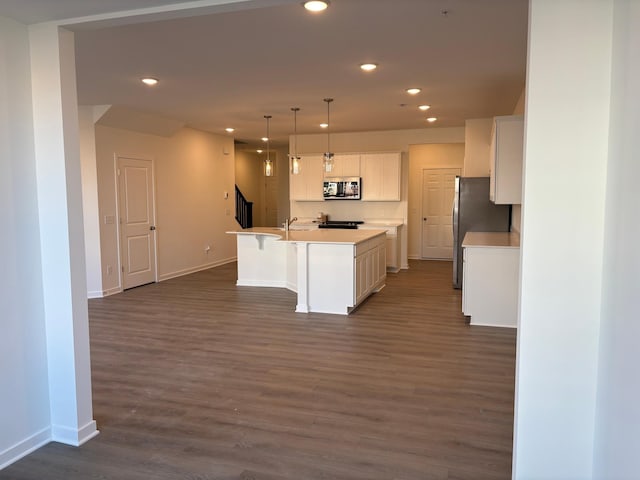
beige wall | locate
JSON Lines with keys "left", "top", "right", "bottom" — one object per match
{"left": 291, "top": 127, "right": 465, "bottom": 269}
{"left": 408, "top": 144, "right": 465, "bottom": 259}
{"left": 463, "top": 118, "right": 493, "bottom": 176}
{"left": 95, "top": 125, "right": 237, "bottom": 294}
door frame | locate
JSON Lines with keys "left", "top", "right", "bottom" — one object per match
{"left": 114, "top": 154, "right": 159, "bottom": 291}
{"left": 420, "top": 167, "right": 461, "bottom": 260}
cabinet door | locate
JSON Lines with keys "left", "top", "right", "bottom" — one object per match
{"left": 326, "top": 154, "right": 360, "bottom": 178}
{"left": 490, "top": 115, "right": 524, "bottom": 205}
{"left": 361, "top": 152, "right": 401, "bottom": 201}
{"left": 290, "top": 155, "right": 324, "bottom": 201}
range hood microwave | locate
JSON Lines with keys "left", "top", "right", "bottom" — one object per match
{"left": 323, "top": 177, "right": 361, "bottom": 200}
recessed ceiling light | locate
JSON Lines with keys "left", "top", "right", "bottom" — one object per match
{"left": 418, "top": 105, "right": 431, "bottom": 111}
{"left": 426, "top": 117, "right": 437, "bottom": 123}
{"left": 406, "top": 88, "right": 421, "bottom": 95}
{"left": 141, "top": 77, "right": 158, "bottom": 86}
{"left": 320, "top": 123, "right": 329, "bottom": 128}
{"left": 225, "top": 127, "right": 235, "bottom": 133}
{"left": 261, "top": 137, "right": 269, "bottom": 142}
{"left": 360, "top": 63, "right": 378, "bottom": 72}
{"left": 303, "top": 1, "right": 329, "bottom": 12}
{"left": 256, "top": 149, "right": 263, "bottom": 153}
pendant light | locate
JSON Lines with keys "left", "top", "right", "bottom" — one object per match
{"left": 323, "top": 98, "right": 334, "bottom": 173}
{"left": 263, "top": 115, "right": 273, "bottom": 177}
{"left": 290, "top": 107, "right": 301, "bottom": 175}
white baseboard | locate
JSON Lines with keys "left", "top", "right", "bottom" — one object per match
{"left": 237, "top": 279, "right": 288, "bottom": 288}
{"left": 87, "top": 290, "right": 104, "bottom": 299}
{"left": 0, "top": 426, "right": 50, "bottom": 471}
{"left": 102, "top": 286, "right": 122, "bottom": 297}
{"left": 51, "top": 420, "right": 99, "bottom": 447}
{"left": 158, "top": 257, "right": 237, "bottom": 282}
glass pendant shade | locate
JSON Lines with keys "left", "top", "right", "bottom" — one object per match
{"left": 290, "top": 107, "right": 302, "bottom": 175}
{"left": 323, "top": 98, "right": 334, "bottom": 173}
{"left": 264, "top": 115, "right": 273, "bottom": 177}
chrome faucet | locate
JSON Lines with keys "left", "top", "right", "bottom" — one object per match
{"left": 283, "top": 217, "right": 298, "bottom": 231}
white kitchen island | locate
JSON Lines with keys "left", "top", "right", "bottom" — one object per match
{"left": 227, "top": 227, "right": 387, "bottom": 315}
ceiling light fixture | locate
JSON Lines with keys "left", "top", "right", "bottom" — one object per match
{"left": 264, "top": 115, "right": 273, "bottom": 177}
{"left": 256, "top": 149, "right": 263, "bottom": 153}
{"left": 141, "top": 77, "right": 159, "bottom": 86}
{"left": 323, "top": 98, "right": 334, "bottom": 173}
{"left": 418, "top": 105, "right": 431, "bottom": 111}
{"left": 320, "top": 123, "right": 328, "bottom": 129}
{"left": 303, "top": 1, "right": 329, "bottom": 12}
{"left": 360, "top": 63, "right": 378, "bottom": 72}
{"left": 225, "top": 127, "right": 235, "bottom": 133}
{"left": 426, "top": 117, "right": 438, "bottom": 123}
{"left": 289, "top": 107, "right": 302, "bottom": 175}
{"left": 261, "top": 136, "right": 268, "bottom": 142}
{"left": 406, "top": 87, "right": 421, "bottom": 95}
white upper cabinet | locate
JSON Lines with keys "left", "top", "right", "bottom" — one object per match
{"left": 490, "top": 115, "right": 524, "bottom": 205}
{"left": 325, "top": 154, "right": 360, "bottom": 178}
{"left": 361, "top": 152, "right": 401, "bottom": 201}
{"left": 290, "top": 155, "right": 324, "bottom": 201}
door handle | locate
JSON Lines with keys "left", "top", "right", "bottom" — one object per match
{"left": 423, "top": 218, "right": 427, "bottom": 222}
{"left": 150, "top": 226, "right": 156, "bottom": 231}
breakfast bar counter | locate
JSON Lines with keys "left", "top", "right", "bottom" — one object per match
{"left": 227, "top": 227, "right": 387, "bottom": 315}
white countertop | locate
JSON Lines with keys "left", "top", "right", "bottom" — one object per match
{"left": 228, "top": 227, "right": 387, "bottom": 245}
{"left": 462, "top": 231, "right": 521, "bottom": 248}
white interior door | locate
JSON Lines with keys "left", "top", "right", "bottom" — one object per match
{"left": 421, "top": 168, "right": 460, "bottom": 259}
{"left": 117, "top": 156, "right": 157, "bottom": 289}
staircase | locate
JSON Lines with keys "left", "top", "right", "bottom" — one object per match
{"left": 235, "top": 185, "right": 253, "bottom": 229}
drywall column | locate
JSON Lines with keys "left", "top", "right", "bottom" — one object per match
{"left": 78, "top": 106, "right": 104, "bottom": 299}
{"left": 513, "top": 1, "right": 612, "bottom": 478}
{"left": 594, "top": 1, "right": 640, "bottom": 477}
{"left": 29, "top": 24, "right": 98, "bottom": 446}
{"left": 0, "top": 15, "right": 51, "bottom": 469}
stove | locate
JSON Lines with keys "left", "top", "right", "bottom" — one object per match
{"left": 317, "top": 220, "right": 363, "bottom": 230}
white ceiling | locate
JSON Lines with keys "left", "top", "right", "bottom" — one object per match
{"left": 1, "top": 0, "right": 528, "bottom": 149}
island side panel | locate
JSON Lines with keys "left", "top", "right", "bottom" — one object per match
{"left": 236, "top": 234, "right": 287, "bottom": 287}
{"left": 306, "top": 243, "right": 356, "bottom": 315}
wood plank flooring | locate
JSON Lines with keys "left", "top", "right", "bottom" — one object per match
{"left": 1, "top": 260, "right": 516, "bottom": 480}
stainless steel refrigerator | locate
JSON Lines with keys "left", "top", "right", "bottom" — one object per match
{"left": 452, "top": 176, "right": 511, "bottom": 289}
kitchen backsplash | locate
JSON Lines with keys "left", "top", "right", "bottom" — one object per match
{"left": 291, "top": 201, "right": 406, "bottom": 223}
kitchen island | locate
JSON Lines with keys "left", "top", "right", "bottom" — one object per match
{"left": 227, "top": 227, "right": 387, "bottom": 315}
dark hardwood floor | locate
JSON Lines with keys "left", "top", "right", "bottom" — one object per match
{"left": 2, "top": 260, "right": 516, "bottom": 480}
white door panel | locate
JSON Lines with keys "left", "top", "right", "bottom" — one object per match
{"left": 421, "top": 168, "right": 460, "bottom": 259}
{"left": 118, "top": 156, "right": 157, "bottom": 289}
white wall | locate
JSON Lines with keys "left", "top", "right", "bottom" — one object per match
{"left": 593, "top": 1, "right": 640, "bottom": 477}
{"left": 513, "top": 1, "right": 613, "bottom": 477}
{"left": 407, "top": 144, "right": 464, "bottom": 259}
{"left": 0, "top": 15, "right": 51, "bottom": 469}
{"left": 95, "top": 125, "right": 238, "bottom": 293}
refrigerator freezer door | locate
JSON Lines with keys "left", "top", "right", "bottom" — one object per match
{"left": 452, "top": 177, "right": 510, "bottom": 289}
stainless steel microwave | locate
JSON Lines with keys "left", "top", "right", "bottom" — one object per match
{"left": 323, "top": 177, "right": 361, "bottom": 200}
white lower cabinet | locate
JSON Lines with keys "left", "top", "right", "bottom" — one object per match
{"left": 358, "top": 224, "right": 402, "bottom": 272}
{"left": 354, "top": 234, "right": 386, "bottom": 305}
{"left": 462, "top": 244, "right": 519, "bottom": 328}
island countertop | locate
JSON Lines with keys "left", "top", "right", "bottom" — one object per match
{"left": 227, "top": 227, "right": 387, "bottom": 245}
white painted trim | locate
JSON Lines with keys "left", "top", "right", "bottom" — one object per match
{"left": 236, "top": 279, "right": 288, "bottom": 288}
{"left": 158, "top": 257, "right": 237, "bottom": 282}
{"left": 51, "top": 420, "right": 99, "bottom": 447}
{"left": 0, "top": 427, "right": 51, "bottom": 470}
{"left": 87, "top": 290, "right": 103, "bottom": 299}
{"left": 102, "top": 286, "right": 123, "bottom": 297}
